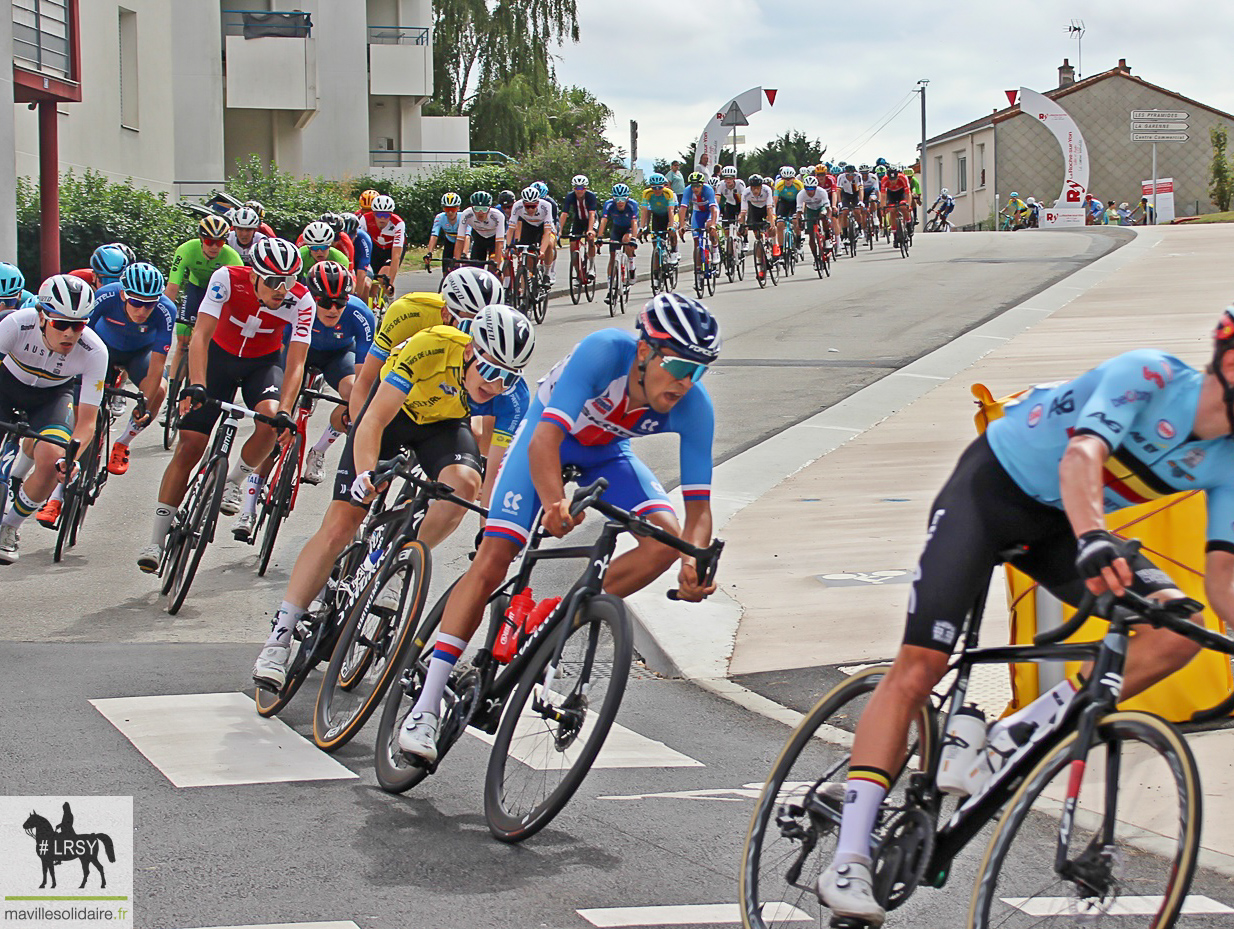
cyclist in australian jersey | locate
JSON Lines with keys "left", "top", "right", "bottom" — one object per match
{"left": 456, "top": 191, "right": 506, "bottom": 270}
{"left": 772, "top": 167, "right": 804, "bottom": 257}
{"left": 0, "top": 276, "right": 106, "bottom": 565}
{"left": 252, "top": 304, "right": 535, "bottom": 690}
{"left": 818, "top": 317, "right": 1234, "bottom": 925}
{"left": 395, "top": 293, "right": 722, "bottom": 762}
{"left": 640, "top": 173, "right": 681, "bottom": 264}
{"left": 138, "top": 239, "right": 311, "bottom": 572}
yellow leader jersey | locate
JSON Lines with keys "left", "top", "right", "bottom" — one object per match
{"left": 381, "top": 325, "right": 472, "bottom": 425}
{"left": 370, "top": 292, "right": 446, "bottom": 365}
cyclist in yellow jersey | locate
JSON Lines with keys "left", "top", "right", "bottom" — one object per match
{"left": 772, "top": 167, "right": 805, "bottom": 255}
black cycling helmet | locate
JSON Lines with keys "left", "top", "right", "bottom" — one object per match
{"left": 748, "top": 174, "right": 764, "bottom": 186}
{"left": 637, "top": 293, "right": 722, "bottom": 365}
{"left": 498, "top": 189, "right": 516, "bottom": 208}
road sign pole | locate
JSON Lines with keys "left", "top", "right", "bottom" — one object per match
{"left": 732, "top": 125, "right": 737, "bottom": 175}
{"left": 1152, "top": 141, "right": 1158, "bottom": 225}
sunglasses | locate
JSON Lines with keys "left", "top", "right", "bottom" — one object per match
{"left": 45, "top": 316, "right": 87, "bottom": 332}
{"left": 201, "top": 237, "right": 227, "bottom": 247}
{"left": 258, "top": 274, "right": 296, "bottom": 291}
{"left": 126, "top": 295, "right": 159, "bottom": 308}
{"left": 316, "top": 296, "right": 348, "bottom": 310}
{"left": 653, "top": 348, "right": 708, "bottom": 383}
{"left": 475, "top": 358, "right": 520, "bottom": 393}
{"left": 373, "top": 212, "right": 392, "bottom": 220}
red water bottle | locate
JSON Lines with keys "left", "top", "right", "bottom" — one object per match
{"left": 493, "top": 587, "right": 535, "bottom": 663}
{"left": 524, "top": 596, "right": 562, "bottom": 640}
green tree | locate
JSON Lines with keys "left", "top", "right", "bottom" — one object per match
{"left": 742, "top": 131, "right": 826, "bottom": 180}
{"left": 1210, "top": 125, "right": 1233, "bottom": 212}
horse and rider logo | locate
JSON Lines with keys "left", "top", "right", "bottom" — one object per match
{"left": 21, "top": 801, "right": 117, "bottom": 889}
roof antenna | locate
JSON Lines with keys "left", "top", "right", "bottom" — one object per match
{"left": 1066, "top": 19, "right": 1085, "bottom": 79}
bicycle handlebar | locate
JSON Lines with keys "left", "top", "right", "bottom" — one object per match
{"left": 191, "top": 396, "right": 285, "bottom": 429}
{"left": 371, "top": 453, "right": 488, "bottom": 517}
{"left": 1034, "top": 588, "right": 1232, "bottom": 655}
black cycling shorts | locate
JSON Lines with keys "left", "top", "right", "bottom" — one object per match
{"left": 179, "top": 281, "right": 207, "bottom": 327}
{"left": 371, "top": 245, "right": 393, "bottom": 276}
{"left": 775, "top": 199, "right": 797, "bottom": 219}
{"left": 746, "top": 204, "right": 769, "bottom": 226}
{"left": 887, "top": 189, "right": 908, "bottom": 205}
{"left": 903, "top": 433, "right": 1179, "bottom": 653}
{"left": 0, "top": 367, "right": 75, "bottom": 441}
{"left": 515, "top": 222, "right": 546, "bottom": 249}
{"left": 178, "top": 340, "right": 283, "bottom": 435}
{"left": 649, "top": 211, "right": 672, "bottom": 234}
{"left": 469, "top": 233, "right": 496, "bottom": 262}
{"left": 720, "top": 200, "right": 741, "bottom": 224}
{"left": 840, "top": 191, "right": 861, "bottom": 210}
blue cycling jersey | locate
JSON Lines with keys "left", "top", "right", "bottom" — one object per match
{"left": 987, "top": 348, "right": 1234, "bottom": 549}
{"left": 602, "top": 199, "right": 637, "bottom": 227}
{"left": 431, "top": 212, "right": 460, "bottom": 242}
{"left": 471, "top": 376, "right": 529, "bottom": 447}
{"left": 682, "top": 184, "right": 717, "bottom": 214}
{"left": 87, "top": 282, "right": 175, "bottom": 356}
{"left": 292, "top": 295, "right": 374, "bottom": 358}
{"left": 352, "top": 228, "right": 373, "bottom": 272}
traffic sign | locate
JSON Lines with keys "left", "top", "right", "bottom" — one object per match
{"left": 720, "top": 100, "right": 749, "bottom": 127}
{"left": 1132, "top": 121, "right": 1188, "bottom": 132}
{"left": 1131, "top": 132, "right": 1188, "bottom": 142}
{"left": 1131, "top": 110, "right": 1188, "bottom": 121}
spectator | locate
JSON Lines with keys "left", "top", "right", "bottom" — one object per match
{"left": 666, "top": 160, "right": 686, "bottom": 197}
{"left": 1101, "top": 200, "right": 1119, "bottom": 225}
{"left": 1131, "top": 197, "right": 1156, "bottom": 225}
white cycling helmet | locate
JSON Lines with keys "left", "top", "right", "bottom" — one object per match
{"left": 302, "top": 221, "right": 336, "bottom": 248}
{"left": 780, "top": 166, "right": 796, "bottom": 180}
{"left": 38, "top": 274, "right": 95, "bottom": 320}
{"left": 232, "top": 207, "right": 261, "bottom": 230}
{"left": 940, "top": 188, "right": 950, "bottom": 196}
{"left": 803, "top": 175, "right": 819, "bottom": 188}
{"left": 441, "top": 266, "right": 504, "bottom": 323}
{"left": 1026, "top": 197, "right": 1037, "bottom": 206}
{"left": 252, "top": 237, "right": 303, "bottom": 277}
{"left": 371, "top": 194, "right": 395, "bottom": 213}
{"left": 571, "top": 174, "right": 590, "bottom": 188}
{"left": 720, "top": 165, "right": 737, "bottom": 178}
{"left": 521, "top": 186, "right": 541, "bottom": 204}
{"left": 471, "top": 304, "right": 535, "bottom": 370}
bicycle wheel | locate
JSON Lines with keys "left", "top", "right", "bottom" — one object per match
{"left": 736, "top": 242, "right": 746, "bottom": 281}
{"left": 569, "top": 255, "right": 582, "bottom": 305}
{"left": 693, "top": 242, "right": 705, "bottom": 297}
{"left": 740, "top": 665, "right": 937, "bottom": 929}
{"left": 484, "top": 594, "right": 633, "bottom": 843}
{"left": 257, "top": 436, "right": 299, "bottom": 577}
{"left": 166, "top": 457, "right": 225, "bottom": 615}
{"left": 53, "top": 480, "right": 82, "bottom": 562}
{"left": 966, "top": 711, "right": 1200, "bottom": 929}
{"left": 724, "top": 241, "right": 735, "bottom": 283}
{"left": 516, "top": 266, "right": 532, "bottom": 317}
{"left": 584, "top": 254, "right": 597, "bottom": 301}
{"left": 533, "top": 280, "right": 549, "bottom": 324}
{"left": 650, "top": 248, "right": 663, "bottom": 295}
{"left": 314, "top": 540, "right": 431, "bottom": 752}
{"left": 754, "top": 242, "right": 768, "bottom": 288}
{"left": 899, "top": 222, "right": 910, "bottom": 259}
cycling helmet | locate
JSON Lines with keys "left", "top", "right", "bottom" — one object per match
{"left": 803, "top": 175, "right": 819, "bottom": 189}
{"left": 441, "top": 266, "right": 503, "bottom": 323}
{"left": 748, "top": 174, "right": 764, "bottom": 186}
{"left": 940, "top": 188, "right": 950, "bottom": 196}
{"left": 306, "top": 261, "right": 353, "bottom": 303}
{"left": 340, "top": 212, "right": 361, "bottom": 236}
{"left": 648, "top": 173, "right": 667, "bottom": 186}
{"left": 534, "top": 181, "right": 549, "bottom": 197}
{"left": 371, "top": 194, "right": 395, "bottom": 213}
{"left": 498, "top": 189, "right": 516, "bottom": 208}
{"left": 470, "top": 191, "right": 493, "bottom": 209}
{"left": 612, "top": 183, "right": 631, "bottom": 199}
{"left": 844, "top": 164, "right": 857, "bottom": 173}
{"left": 37, "top": 274, "right": 94, "bottom": 320}
{"left": 244, "top": 200, "right": 265, "bottom": 218}
{"left": 687, "top": 171, "right": 706, "bottom": 185}
{"left": 780, "top": 167, "right": 797, "bottom": 180}
{"left": 1027, "top": 197, "right": 1038, "bottom": 206}
{"left": 121, "top": 262, "right": 165, "bottom": 299}
{"left": 319, "top": 212, "right": 345, "bottom": 236}
{"left": 251, "top": 237, "right": 303, "bottom": 277}
{"left": 106, "top": 242, "right": 137, "bottom": 265}
{"left": 887, "top": 167, "right": 900, "bottom": 176}
{"left": 571, "top": 174, "right": 590, "bottom": 189}
{"left": 0, "top": 262, "right": 24, "bottom": 298}
{"left": 1010, "top": 191, "right": 1020, "bottom": 198}
{"left": 904, "top": 167, "right": 915, "bottom": 176}
{"left": 471, "top": 304, "right": 535, "bottom": 370}
{"left": 637, "top": 293, "right": 722, "bottom": 365}
{"left": 358, "top": 189, "right": 379, "bottom": 211}
{"left": 858, "top": 164, "right": 871, "bottom": 173}
{"left": 199, "top": 214, "right": 231, "bottom": 240}
{"left": 232, "top": 207, "right": 261, "bottom": 230}
{"left": 875, "top": 166, "right": 887, "bottom": 176}
{"left": 875, "top": 157, "right": 889, "bottom": 167}
{"left": 90, "top": 244, "right": 130, "bottom": 282}
{"left": 441, "top": 192, "right": 462, "bottom": 209}
{"left": 521, "top": 186, "right": 541, "bottom": 204}
{"left": 224, "top": 208, "right": 237, "bottom": 224}
{"left": 816, "top": 164, "right": 828, "bottom": 176}
{"left": 302, "top": 221, "right": 336, "bottom": 248}
{"left": 720, "top": 165, "right": 738, "bottom": 178}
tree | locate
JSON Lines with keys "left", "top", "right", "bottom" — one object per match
{"left": 1211, "top": 125, "right": 1233, "bottom": 212}
{"left": 742, "top": 131, "right": 827, "bottom": 180}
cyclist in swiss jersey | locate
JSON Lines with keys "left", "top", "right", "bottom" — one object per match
{"left": 817, "top": 313, "right": 1234, "bottom": 926}
{"left": 394, "top": 293, "right": 722, "bottom": 763}
{"left": 138, "top": 239, "right": 312, "bottom": 573}
{"left": 361, "top": 194, "right": 406, "bottom": 295}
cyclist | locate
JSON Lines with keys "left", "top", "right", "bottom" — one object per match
{"left": 772, "top": 167, "right": 804, "bottom": 258}
{"left": 596, "top": 183, "right": 640, "bottom": 301}
{"left": 796, "top": 176, "right": 831, "bottom": 262}
{"left": 496, "top": 189, "right": 517, "bottom": 219}
{"left": 816, "top": 317, "right": 1234, "bottom": 925}
{"left": 0, "top": 262, "right": 38, "bottom": 320}
{"left": 535, "top": 181, "right": 561, "bottom": 283}
{"left": 835, "top": 164, "right": 864, "bottom": 242}
{"left": 227, "top": 207, "right": 267, "bottom": 266}
{"left": 243, "top": 201, "right": 277, "bottom": 239}
{"left": 396, "top": 293, "right": 721, "bottom": 761}
{"left": 904, "top": 167, "right": 922, "bottom": 224}
{"left": 362, "top": 194, "right": 406, "bottom": 300}
{"left": 737, "top": 175, "right": 776, "bottom": 258}
{"left": 928, "top": 188, "right": 955, "bottom": 230}
{"left": 1002, "top": 191, "right": 1030, "bottom": 230}
{"left": 425, "top": 192, "right": 463, "bottom": 276}
{"left": 138, "top": 239, "right": 310, "bottom": 571}
{"left": 814, "top": 163, "right": 839, "bottom": 211}
{"left": 0, "top": 276, "right": 104, "bottom": 565}
{"left": 639, "top": 173, "right": 680, "bottom": 265}
{"left": 880, "top": 166, "right": 914, "bottom": 245}
{"left": 356, "top": 188, "right": 379, "bottom": 220}
{"left": 252, "top": 303, "right": 535, "bottom": 691}
{"left": 456, "top": 191, "right": 506, "bottom": 272}
{"left": 562, "top": 175, "right": 599, "bottom": 281}
{"left": 69, "top": 243, "right": 134, "bottom": 290}
{"left": 165, "top": 215, "right": 244, "bottom": 391}
{"left": 715, "top": 166, "right": 746, "bottom": 242}
{"left": 506, "top": 186, "right": 556, "bottom": 289}
{"left": 318, "top": 212, "right": 355, "bottom": 268}
{"left": 861, "top": 167, "right": 882, "bottom": 237}
{"left": 342, "top": 212, "right": 373, "bottom": 299}
{"left": 298, "top": 221, "right": 349, "bottom": 274}
{"left": 677, "top": 172, "right": 720, "bottom": 268}
{"left": 299, "top": 261, "right": 375, "bottom": 486}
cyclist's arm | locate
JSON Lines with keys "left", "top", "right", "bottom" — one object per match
{"left": 187, "top": 313, "right": 217, "bottom": 387}
{"left": 528, "top": 420, "right": 569, "bottom": 514}
{"left": 1058, "top": 433, "right": 1113, "bottom": 539}
{"left": 353, "top": 380, "right": 405, "bottom": 480}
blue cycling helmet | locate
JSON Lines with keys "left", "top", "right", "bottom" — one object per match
{"left": 637, "top": 293, "right": 722, "bottom": 365}
{"left": 0, "top": 262, "right": 25, "bottom": 299}
{"left": 612, "top": 183, "right": 631, "bottom": 199}
{"left": 534, "top": 181, "right": 549, "bottom": 197}
{"left": 90, "top": 244, "right": 129, "bottom": 283}
{"left": 121, "top": 261, "right": 165, "bottom": 299}
{"left": 648, "top": 173, "right": 667, "bottom": 186}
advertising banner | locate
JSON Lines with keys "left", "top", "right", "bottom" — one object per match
{"left": 1141, "top": 177, "right": 1176, "bottom": 223}
{"left": 1019, "top": 86, "right": 1089, "bottom": 227}
{"left": 696, "top": 87, "right": 765, "bottom": 177}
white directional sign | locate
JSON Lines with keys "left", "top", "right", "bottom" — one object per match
{"left": 1131, "top": 110, "right": 1188, "bottom": 121}
{"left": 1131, "top": 132, "right": 1188, "bottom": 142}
{"left": 1132, "top": 121, "right": 1189, "bottom": 131}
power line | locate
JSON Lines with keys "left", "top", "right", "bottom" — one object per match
{"left": 835, "top": 91, "right": 916, "bottom": 163}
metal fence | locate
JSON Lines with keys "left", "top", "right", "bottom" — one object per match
{"left": 367, "top": 25, "right": 429, "bottom": 45}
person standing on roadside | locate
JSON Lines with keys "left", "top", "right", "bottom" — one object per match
{"left": 666, "top": 160, "right": 686, "bottom": 198}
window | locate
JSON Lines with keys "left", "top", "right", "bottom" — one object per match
{"left": 934, "top": 155, "right": 943, "bottom": 190}
{"left": 119, "top": 8, "right": 138, "bottom": 129}
{"left": 977, "top": 143, "right": 986, "bottom": 188}
{"left": 956, "top": 154, "right": 968, "bottom": 194}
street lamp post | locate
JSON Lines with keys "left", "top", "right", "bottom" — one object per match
{"left": 916, "top": 80, "right": 929, "bottom": 228}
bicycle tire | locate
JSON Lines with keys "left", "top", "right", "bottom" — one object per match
{"left": 740, "top": 665, "right": 937, "bottom": 929}
{"left": 163, "top": 355, "right": 188, "bottom": 451}
{"left": 966, "top": 711, "right": 1200, "bottom": 929}
{"left": 725, "top": 242, "right": 735, "bottom": 283}
{"left": 584, "top": 254, "right": 597, "bottom": 301}
{"left": 483, "top": 593, "right": 633, "bottom": 843}
{"left": 314, "top": 540, "right": 431, "bottom": 751}
{"left": 516, "top": 266, "right": 532, "bottom": 318}
{"left": 736, "top": 244, "right": 745, "bottom": 281}
{"left": 159, "top": 477, "right": 198, "bottom": 597}
{"left": 754, "top": 242, "right": 768, "bottom": 288}
{"left": 257, "top": 435, "right": 300, "bottom": 577}
{"left": 706, "top": 256, "right": 717, "bottom": 295}
{"left": 533, "top": 280, "right": 549, "bottom": 325}
{"left": 693, "top": 242, "right": 705, "bottom": 297}
{"left": 53, "top": 480, "right": 82, "bottom": 563}
{"left": 649, "top": 249, "right": 662, "bottom": 295}
{"left": 167, "top": 457, "right": 226, "bottom": 615}
{"left": 569, "top": 256, "right": 582, "bottom": 305}
{"left": 607, "top": 270, "right": 619, "bottom": 318}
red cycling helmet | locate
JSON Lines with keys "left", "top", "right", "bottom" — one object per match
{"left": 306, "top": 261, "right": 353, "bottom": 304}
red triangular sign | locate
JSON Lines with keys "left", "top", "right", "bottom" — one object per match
{"left": 764, "top": 88, "right": 778, "bottom": 106}
{"left": 1005, "top": 90, "right": 1019, "bottom": 106}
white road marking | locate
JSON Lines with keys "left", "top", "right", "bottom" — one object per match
{"left": 470, "top": 715, "right": 703, "bottom": 769}
{"left": 1001, "top": 895, "right": 1234, "bottom": 916}
{"left": 91, "top": 693, "right": 357, "bottom": 788}
{"left": 578, "top": 903, "right": 810, "bottom": 926}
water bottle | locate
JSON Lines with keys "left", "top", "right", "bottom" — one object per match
{"left": 523, "top": 596, "right": 561, "bottom": 640}
{"left": 937, "top": 704, "right": 987, "bottom": 796}
{"left": 493, "top": 587, "right": 535, "bottom": 663}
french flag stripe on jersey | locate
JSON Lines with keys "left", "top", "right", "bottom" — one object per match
{"left": 542, "top": 408, "right": 573, "bottom": 431}
{"left": 681, "top": 485, "right": 710, "bottom": 501}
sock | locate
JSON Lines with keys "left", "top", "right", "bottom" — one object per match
{"left": 227, "top": 458, "right": 256, "bottom": 486}
{"left": 11, "top": 450, "right": 35, "bottom": 482}
{"left": 833, "top": 766, "right": 891, "bottom": 866}
{"left": 151, "top": 504, "right": 176, "bottom": 546}
{"left": 312, "top": 425, "right": 342, "bottom": 454}
{"left": 242, "top": 472, "right": 263, "bottom": 516}
{"left": 118, "top": 417, "right": 142, "bottom": 446}
{"left": 410, "top": 633, "right": 468, "bottom": 717}
{"left": 48, "top": 484, "right": 63, "bottom": 504}
{"left": 3, "top": 487, "right": 38, "bottom": 527}
{"left": 265, "top": 602, "right": 308, "bottom": 647}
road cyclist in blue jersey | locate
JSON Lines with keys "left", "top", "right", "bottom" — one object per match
{"left": 395, "top": 291, "right": 723, "bottom": 762}
{"left": 0, "top": 261, "right": 38, "bottom": 322}
{"left": 818, "top": 312, "right": 1234, "bottom": 926}
{"left": 596, "top": 183, "right": 641, "bottom": 305}
{"left": 677, "top": 172, "right": 721, "bottom": 271}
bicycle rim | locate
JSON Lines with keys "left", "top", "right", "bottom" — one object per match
{"left": 484, "top": 594, "right": 632, "bottom": 843}
{"left": 314, "top": 541, "right": 431, "bottom": 752}
{"left": 740, "top": 665, "right": 936, "bottom": 929}
{"left": 754, "top": 245, "right": 767, "bottom": 288}
{"left": 52, "top": 483, "right": 80, "bottom": 562}
{"left": 167, "top": 459, "right": 225, "bottom": 615}
{"left": 967, "top": 712, "right": 1200, "bottom": 929}
{"left": 585, "top": 256, "right": 597, "bottom": 300}
{"left": 258, "top": 439, "right": 298, "bottom": 576}
{"left": 569, "top": 259, "right": 582, "bottom": 304}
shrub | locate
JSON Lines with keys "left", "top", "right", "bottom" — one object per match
{"left": 225, "top": 156, "right": 357, "bottom": 239}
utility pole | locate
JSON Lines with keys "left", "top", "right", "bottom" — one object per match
{"left": 916, "top": 80, "right": 929, "bottom": 228}
{"left": 630, "top": 120, "right": 638, "bottom": 170}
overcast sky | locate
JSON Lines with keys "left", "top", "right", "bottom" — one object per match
{"left": 553, "top": 1, "right": 1234, "bottom": 171}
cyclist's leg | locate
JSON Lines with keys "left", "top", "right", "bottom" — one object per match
{"left": 3, "top": 387, "right": 74, "bottom": 526}
{"left": 407, "top": 420, "right": 482, "bottom": 549}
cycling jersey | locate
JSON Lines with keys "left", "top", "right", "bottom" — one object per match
{"left": 740, "top": 185, "right": 774, "bottom": 209}
{"left": 797, "top": 188, "right": 829, "bottom": 211}
{"left": 352, "top": 227, "right": 373, "bottom": 272}
{"left": 773, "top": 178, "right": 804, "bottom": 202}
{"left": 508, "top": 200, "right": 554, "bottom": 230}
{"left": 882, "top": 175, "right": 911, "bottom": 194}
{"left": 381, "top": 325, "right": 472, "bottom": 425}
{"left": 471, "top": 376, "right": 529, "bottom": 449}
{"left": 362, "top": 212, "right": 407, "bottom": 249}
{"left": 987, "top": 349, "right": 1234, "bottom": 549}
{"left": 369, "top": 292, "right": 445, "bottom": 363}
{"left": 430, "top": 211, "right": 461, "bottom": 243}
{"left": 168, "top": 239, "right": 244, "bottom": 289}
{"left": 602, "top": 199, "right": 638, "bottom": 229}
{"left": 563, "top": 191, "right": 599, "bottom": 227}
{"left": 227, "top": 229, "right": 268, "bottom": 266}
{"left": 717, "top": 179, "right": 746, "bottom": 207}
{"left": 862, "top": 174, "right": 880, "bottom": 191}
{"left": 459, "top": 206, "right": 506, "bottom": 240}
{"left": 307, "top": 295, "right": 374, "bottom": 359}
{"left": 837, "top": 173, "right": 862, "bottom": 195}
{"left": 298, "top": 245, "right": 350, "bottom": 274}
{"left": 87, "top": 283, "right": 175, "bottom": 356}
{"left": 1006, "top": 198, "right": 1028, "bottom": 216}
{"left": 681, "top": 184, "right": 718, "bottom": 214}
{"left": 199, "top": 265, "right": 314, "bottom": 358}
{"left": 642, "top": 188, "right": 678, "bottom": 216}
{"left": 0, "top": 307, "right": 109, "bottom": 407}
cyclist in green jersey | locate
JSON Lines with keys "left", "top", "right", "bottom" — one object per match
{"left": 165, "top": 215, "right": 244, "bottom": 376}
{"left": 299, "top": 221, "right": 350, "bottom": 274}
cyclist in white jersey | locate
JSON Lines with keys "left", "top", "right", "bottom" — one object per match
{"left": 796, "top": 177, "right": 831, "bottom": 260}
{"left": 227, "top": 207, "right": 267, "bottom": 267}
{"left": 456, "top": 192, "right": 506, "bottom": 270}
{"left": 835, "top": 165, "right": 866, "bottom": 240}
{"left": 716, "top": 167, "right": 747, "bottom": 231}
{"left": 506, "top": 187, "right": 556, "bottom": 281}
{"left": 737, "top": 176, "right": 776, "bottom": 253}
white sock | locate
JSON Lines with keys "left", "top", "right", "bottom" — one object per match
{"left": 834, "top": 772, "right": 889, "bottom": 866}
{"left": 3, "top": 488, "right": 36, "bottom": 527}
{"left": 242, "top": 472, "right": 263, "bottom": 516}
{"left": 265, "top": 601, "right": 307, "bottom": 647}
{"left": 312, "top": 425, "right": 342, "bottom": 454}
{"left": 227, "top": 458, "right": 256, "bottom": 486}
{"left": 49, "top": 483, "right": 63, "bottom": 503}
{"left": 11, "top": 450, "right": 35, "bottom": 482}
{"left": 118, "top": 417, "right": 142, "bottom": 446}
{"left": 151, "top": 504, "right": 176, "bottom": 546}
{"left": 411, "top": 633, "right": 468, "bottom": 718}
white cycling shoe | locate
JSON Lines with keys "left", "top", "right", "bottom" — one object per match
{"left": 137, "top": 542, "right": 162, "bottom": 574}
{"left": 397, "top": 711, "right": 440, "bottom": 763}
{"left": 817, "top": 859, "right": 885, "bottom": 927}
{"left": 232, "top": 511, "right": 255, "bottom": 542}
{"left": 302, "top": 447, "right": 326, "bottom": 485}
{"left": 220, "top": 480, "right": 243, "bottom": 515}
{"left": 253, "top": 645, "right": 290, "bottom": 691}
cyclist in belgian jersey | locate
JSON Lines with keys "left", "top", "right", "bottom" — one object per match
{"left": 252, "top": 304, "right": 535, "bottom": 691}
{"left": 640, "top": 173, "right": 680, "bottom": 264}
{"left": 425, "top": 193, "right": 463, "bottom": 276}
{"left": 818, "top": 318, "right": 1234, "bottom": 925}
{"left": 395, "top": 293, "right": 721, "bottom": 762}
{"left": 562, "top": 175, "right": 600, "bottom": 279}
{"left": 456, "top": 191, "right": 506, "bottom": 270}
{"left": 165, "top": 215, "right": 245, "bottom": 385}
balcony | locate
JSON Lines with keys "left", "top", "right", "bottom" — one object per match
{"left": 223, "top": 10, "right": 316, "bottom": 110}
{"left": 12, "top": 0, "right": 80, "bottom": 101}
{"left": 367, "top": 25, "right": 431, "bottom": 98}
